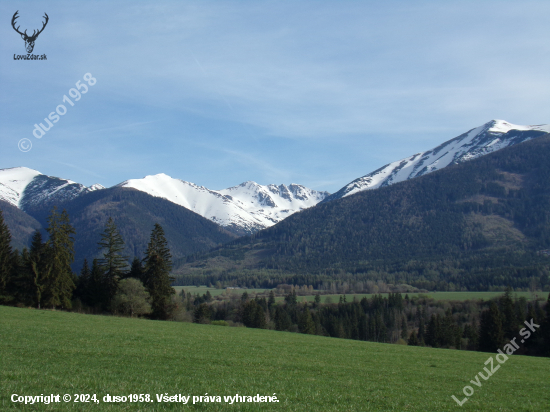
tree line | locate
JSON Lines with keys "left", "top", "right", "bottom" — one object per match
{"left": 0, "top": 209, "right": 174, "bottom": 320}
{"left": 179, "top": 288, "right": 550, "bottom": 357}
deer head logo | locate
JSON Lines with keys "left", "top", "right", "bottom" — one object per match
{"left": 11, "top": 11, "right": 49, "bottom": 54}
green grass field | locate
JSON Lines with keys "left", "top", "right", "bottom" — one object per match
{"left": 1, "top": 306, "right": 548, "bottom": 411}
{"left": 173, "top": 286, "right": 268, "bottom": 298}
{"left": 285, "top": 291, "right": 550, "bottom": 303}
{"left": 175, "top": 286, "right": 549, "bottom": 303}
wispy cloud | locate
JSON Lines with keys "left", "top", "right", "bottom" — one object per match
{"left": 2, "top": 1, "right": 550, "bottom": 192}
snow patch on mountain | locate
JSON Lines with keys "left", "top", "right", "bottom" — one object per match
{"left": 0, "top": 167, "right": 104, "bottom": 210}
{"left": 118, "top": 174, "right": 329, "bottom": 234}
{"left": 325, "top": 120, "right": 550, "bottom": 202}
{"left": 0, "top": 167, "right": 42, "bottom": 207}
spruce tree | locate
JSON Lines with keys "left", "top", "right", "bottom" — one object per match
{"left": 27, "top": 231, "right": 51, "bottom": 309}
{"left": 499, "top": 288, "right": 517, "bottom": 339}
{"left": 0, "top": 210, "right": 13, "bottom": 304}
{"left": 274, "top": 306, "right": 291, "bottom": 331}
{"left": 142, "top": 224, "right": 174, "bottom": 320}
{"left": 127, "top": 256, "right": 144, "bottom": 281}
{"left": 408, "top": 330, "right": 419, "bottom": 346}
{"left": 478, "top": 301, "right": 504, "bottom": 352}
{"left": 425, "top": 314, "right": 440, "bottom": 347}
{"left": 401, "top": 315, "right": 408, "bottom": 339}
{"left": 75, "top": 259, "right": 91, "bottom": 305}
{"left": 44, "top": 208, "right": 76, "bottom": 309}
{"left": 88, "top": 259, "right": 105, "bottom": 309}
{"left": 98, "top": 217, "right": 129, "bottom": 306}
{"left": 268, "top": 290, "right": 276, "bottom": 308}
{"left": 298, "top": 306, "right": 315, "bottom": 334}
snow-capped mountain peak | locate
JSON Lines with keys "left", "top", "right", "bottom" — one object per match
{"left": 0, "top": 167, "right": 42, "bottom": 207}
{"left": 118, "top": 174, "right": 329, "bottom": 235}
{"left": 324, "top": 120, "right": 550, "bottom": 202}
{"left": 0, "top": 167, "right": 104, "bottom": 210}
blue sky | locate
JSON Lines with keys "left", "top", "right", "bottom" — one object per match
{"left": 1, "top": 1, "right": 550, "bottom": 193}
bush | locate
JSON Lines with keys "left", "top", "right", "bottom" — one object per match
{"left": 112, "top": 278, "right": 151, "bottom": 317}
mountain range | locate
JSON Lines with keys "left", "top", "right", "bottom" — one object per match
{"left": 1, "top": 119, "right": 549, "bottom": 278}
{"left": 175, "top": 132, "right": 550, "bottom": 291}
{"left": 0, "top": 168, "right": 328, "bottom": 237}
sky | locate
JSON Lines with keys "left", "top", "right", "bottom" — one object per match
{"left": 1, "top": 1, "right": 550, "bottom": 193}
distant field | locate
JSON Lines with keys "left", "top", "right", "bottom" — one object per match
{"left": 1, "top": 306, "right": 549, "bottom": 411}
{"left": 173, "top": 285, "right": 268, "bottom": 298}
{"left": 280, "top": 291, "right": 550, "bottom": 303}
{"left": 173, "top": 287, "right": 549, "bottom": 303}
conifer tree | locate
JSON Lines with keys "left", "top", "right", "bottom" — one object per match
{"left": 401, "top": 315, "right": 408, "bottom": 339}
{"left": 87, "top": 259, "right": 105, "bottom": 309}
{"left": 27, "top": 230, "right": 51, "bottom": 308}
{"left": 408, "top": 330, "right": 419, "bottom": 346}
{"left": 425, "top": 314, "right": 440, "bottom": 347}
{"left": 75, "top": 259, "right": 91, "bottom": 305}
{"left": 298, "top": 306, "right": 315, "bottom": 334}
{"left": 127, "top": 256, "right": 144, "bottom": 281}
{"left": 314, "top": 293, "right": 321, "bottom": 307}
{"left": 98, "top": 217, "right": 128, "bottom": 305}
{"left": 478, "top": 301, "right": 504, "bottom": 352}
{"left": 417, "top": 307, "right": 425, "bottom": 343}
{"left": 44, "top": 208, "right": 76, "bottom": 309}
{"left": 0, "top": 210, "right": 13, "bottom": 304}
{"left": 499, "top": 287, "right": 517, "bottom": 339}
{"left": 274, "top": 306, "right": 292, "bottom": 331}
{"left": 142, "top": 224, "right": 174, "bottom": 320}
{"left": 268, "top": 290, "right": 276, "bottom": 308}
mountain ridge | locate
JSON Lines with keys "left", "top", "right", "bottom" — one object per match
{"left": 324, "top": 119, "right": 550, "bottom": 202}
{"left": 0, "top": 168, "right": 328, "bottom": 236}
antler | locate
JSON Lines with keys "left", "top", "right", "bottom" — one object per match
{"left": 11, "top": 11, "right": 27, "bottom": 37}
{"left": 32, "top": 13, "right": 49, "bottom": 38}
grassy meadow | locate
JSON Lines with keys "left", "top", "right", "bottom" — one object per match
{"left": 1, "top": 305, "right": 549, "bottom": 411}
{"left": 174, "top": 286, "right": 549, "bottom": 303}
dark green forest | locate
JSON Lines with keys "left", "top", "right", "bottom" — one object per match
{"left": 182, "top": 287, "right": 550, "bottom": 357}
{"left": 176, "top": 135, "right": 550, "bottom": 291}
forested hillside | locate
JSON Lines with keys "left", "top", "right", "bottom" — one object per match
{"left": 0, "top": 188, "right": 236, "bottom": 270}
{"left": 176, "top": 135, "right": 550, "bottom": 291}
{"left": 0, "top": 200, "right": 41, "bottom": 250}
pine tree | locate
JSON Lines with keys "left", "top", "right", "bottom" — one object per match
{"left": 127, "top": 256, "right": 144, "bottom": 281}
{"left": 98, "top": 217, "right": 129, "bottom": 306}
{"left": 75, "top": 259, "right": 91, "bottom": 305}
{"left": 425, "top": 314, "right": 440, "bottom": 347}
{"left": 142, "top": 224, "right": 174, "bottom": 320}
{"left": 314, "top": 293, "right": 321, "bottom": 307}
{"left": 0, "top": 210, "right": 13, "bottom": 304}
{"left": 417, "top": 307, "right": 425, "bottom": 343}
{"left": 499, "top": 287, "right": 517, "bottom": 339}
{"left": 401, "top": 315, "right": 408, "bottom": 339}
{"left": 408, "top": 330, "right": 419, "bottom": 346}
{"left": 298, "top": 306, "right": 315, "bottom": 334}
{"left": 87, "top": 259, "right": 105, "bottom": 309}
{"left": 463, "top": 318, "right": 479, "bottom": 350}
{"left": 194, "top": 303, "right": 211, "bottom": 323}
{"left": 268, "top": 290, "right": 276, "bottom": 308}
{"left": 274, "top": 306, "right": 292, "bottom": 331}
{"left": 44, "top": 208, "right": 76, "bottom": 309}
{"left": 26, "top": 231, "right": 51, "bottom": 308}
{"left": 478, "top": 301, "right": 504, "bottom": 352}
